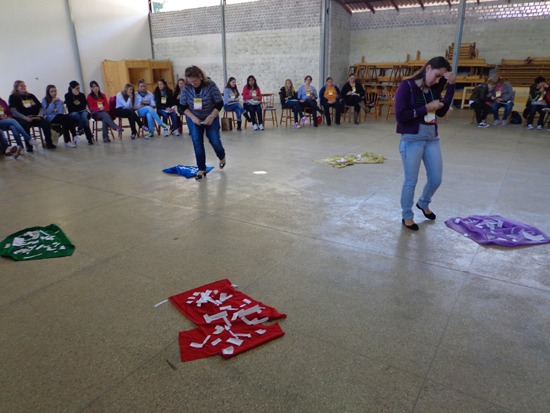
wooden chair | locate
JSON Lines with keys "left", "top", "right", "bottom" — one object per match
{"left": 91, "top": 117, "right": 115, "bottom": 141}
{"left": 385, "top": 89, "right": 396, "bottom": 122}
{"left": 222, "top": 108, "right": 238, "bottom": 127}
{"left": 30, "top": 126, "right": 45, "bottom": 146}
{"left": 279, "top": 107, "right": 294, "bottom": 127}
{"left": 342, "top": 105, "right": 356, "bottom": 123}
{"left": 262, "top": 93, "right": 278, "bottom": 127}
{"left": 364, "top": 90, "right": 381, "bottom": 121}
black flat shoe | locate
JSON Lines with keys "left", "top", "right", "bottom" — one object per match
{"left": 416, "top": 203, "right": 436, "bottom": 220}
{"left": 402, "top": 219, "right": 419, "bottom": 231}
{"left": 195, "top": 170, "right": 207, "bottom": 180}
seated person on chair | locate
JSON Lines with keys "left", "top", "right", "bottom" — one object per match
{"left": 319, "top": 77, "right": 341, "bottom": 126}
{"left": 87, "top": 81, "right": 123, "bottom": 143}
{"left": 0, "top": 95, "right": 35, "bottom": 155}
{"left": 42, "top": 85, "right": 78, "bottom": 148}
{"left": 154, "top": 79, "right": 180, "bottom": 136}
{"left": 525, "top": 76, "right": 548, "bottom": 130}
{"left": 224, "top": 77, "right": 249, "bottom": 131}
{"left": 279, "top": 79, "right": 306, "bottom": 129}
{"left": 242, "top": 75, "right": 264, "bottom": 131}
{"left": 297, "top": 75, "right": 323, "bottom": 127}
{"left": 134, "top": 79, "right": 168, "bottom": 138}
{"left": 340, "top": 74, "right": 368, "bottom": 125}
{"left": 491, "top": 77, "right": 514, "bottom": 126}
{"left": 9, "top": 80, "right": 56, "bottom": 150}
{"left": 65, "top": 80, "right": 94, "bottom": 144}
{"left": 469, "top": 79, "right": 495, "bottom": 128}
{"left": 115, "top": 83, "right": 143, "bottom": 140}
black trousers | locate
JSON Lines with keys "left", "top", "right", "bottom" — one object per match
{"left": 116, "top": 108, "right": 143, "bottom": 135}
{"left": 322, "top": 102, "right": 341, "bottom": 125}
{"left": 16, "top": 117, "right": 52, "bottom": 145}
{"left": 471, "top": 101, "right": 491, "bottom": 124}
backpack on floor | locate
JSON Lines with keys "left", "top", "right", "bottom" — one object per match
{"left": 510, "top": 111, "right": 522, "bottom": 124}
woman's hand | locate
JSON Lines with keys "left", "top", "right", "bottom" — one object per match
{"left": 426, "top": 101, "right": 444, "bottom": 111}
{"left": 191, "top": 115, "right": 202, "bottom": 125}
{"left": 444, "top": 72, "right": 456, "bottom": 85}
{"left": 203, "top": 113, "right": 216, "bottom": 126}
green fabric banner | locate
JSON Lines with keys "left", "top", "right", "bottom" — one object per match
{"left": 0, "top": 224, "right": 75, "bottom": 261}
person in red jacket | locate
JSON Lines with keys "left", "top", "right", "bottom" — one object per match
{"left": 87, "top": 81, "right": 123, "bottom": 142}
{"left": 242, "top": 75, "right": 263, "bottom": 131}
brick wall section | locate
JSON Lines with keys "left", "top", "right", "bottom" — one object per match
{"left": 350, "top": 0, "right": 550, "bottom": 30}
{"left": 328, "top": 1, "right": 352, "bottom": 86}
{"left": 151, "top": 0, "right": 321, "bottom": 38}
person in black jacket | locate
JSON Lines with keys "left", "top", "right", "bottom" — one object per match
{"left": 154, "top": 79, "right": 179, "bottom": 136}
{"left": 9, "top": 80, "right": 56, "bottom": 150}
{"left": 469, "top": 79, "right": 495, "bottom": 128}
{"left": 341, "top": 74, "right": 368, "bottom": 124}
{"left": 279, "top": 79, "right": 306, "bottom": 128}
{"left": 65, "top": 80, "right": 94, "bottom": 144}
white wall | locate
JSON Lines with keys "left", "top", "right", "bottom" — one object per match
{"left": 0, "top": 0, "right": 152, "bottom": 99}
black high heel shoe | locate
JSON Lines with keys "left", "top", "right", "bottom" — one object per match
{"left": 416, "top": 203, "right": 436, "bottom": 220}
{"left": 402, "top": 219, "right": 419, "bottom": 231}
{"left": 195, "top": 170, "right": 207, "bottom": 180}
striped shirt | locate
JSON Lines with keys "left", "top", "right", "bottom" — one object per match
{"left": 180, "top": 80, "right": 223, "bottom": 120}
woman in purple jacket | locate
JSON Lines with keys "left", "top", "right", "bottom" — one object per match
{"left": 395, "top": 56, "right": 455, "bottom": 230}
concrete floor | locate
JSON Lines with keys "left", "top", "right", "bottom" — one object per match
{"left": 1, "top": 109, "right": 549, "bottom": 413}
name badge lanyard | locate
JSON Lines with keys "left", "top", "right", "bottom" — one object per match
{"left": 422, "top": 89, "right": 436, "bottom": 124}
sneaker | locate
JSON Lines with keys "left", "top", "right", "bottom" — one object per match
{"left": 5, "top": 144, "right": 17, "bottom": 156}
{"left": 493, "top": 120, "right": 500, "bottom": 126}
{"left": 301, "top": 116, "right": 308, "bottom": 125}
{"left": 259, "top": 124, "right": 264, "bottom": 131}
{"left": 28, "top": 138, "right": 39, "bottom": 146}
{"left": 146, "top": 133, "right": 154, "bottom": 139}
{"left": 526, "top": 124, "right": 534, "bottom": 130}
{"left": 295, "top": 122, "right": 301, "bottom": 129}
{"left": 253, "top": 124, "right": 258, "bottom": 131}
{"left": 116, "top": 127, "right": 124, "bottom": 133}
{"left": 478, "top": 122, "right": 489, "bottom": 128}
{"left": 501, "top": 120, "right": 507, "bottom": 126}
{"left": 172, "top": 130, "right": 180, "bottom": 136}
{"left": 65, "top": 142, "right": 77, "bottom": 148}
{"left": 537, "top": 125, "right": 542, "bottom": 130}
{"left": 74, "top": 135, "right": 82, "bottom": 144}
{"left": 142, "top": 126, "right": 149, "bottom": 133}
{"left": 15, "top": 146, "right": 24, "bottom": 159}
{"left": 161, "top": 123, "right": 169, "bottom": 130}
{"left": 131, "top": 134, "right": 136, "bottom": 140}
{"left": 163, "top": 128, "right": 169, "bottom": 137}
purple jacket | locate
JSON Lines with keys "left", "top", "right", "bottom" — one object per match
{"left": 395, "top": 79, "right": 455, "bottom": 135}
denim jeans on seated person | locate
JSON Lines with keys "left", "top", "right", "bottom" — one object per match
{"left": 157, "top": 109, "right": 179, "bottom": 132}
{"left": 223, "top": 103, "right": 246, "bottom": 121}
{"left": 68, "top": 110, "right": 93, "bottom": 140}
{"left": 399, "top": 124, "right": 442, "bottom": 221}
{"left": 186, "top": 116, "right": 225, "bottom": 171}
{"left": 137, "top": 106, "right": 163, "bottom": 133}
{"left": 0, "top": 118, "right": 31, "bottom": 146}
{"left": 492, "top": 100, "right": 514, "bottom": 122}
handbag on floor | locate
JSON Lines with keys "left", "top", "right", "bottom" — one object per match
{"left": 221, "top": 117, "right": 233, "bottom": 131}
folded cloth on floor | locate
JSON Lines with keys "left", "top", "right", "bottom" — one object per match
{"left": 0, "top": 224, "right": 75, "bottom": 261}
{"left": 170, "top": 279, "right": 287, "bottom": 362}
{"left": 445, "top": 215, "right": 550, "bottom": 247}
{"left": 314, "top": 152, "right": 386, "bottom": 168}
{"left": 162, "top": 165, "right": 214, "bottom": 178}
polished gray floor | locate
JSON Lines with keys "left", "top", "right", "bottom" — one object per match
{"left": 1, "top": 110, "right": 549, "bottom": 413}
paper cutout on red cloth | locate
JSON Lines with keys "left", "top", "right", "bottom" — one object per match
{"left": 169, "top": 279, "right": 286, "bottom": 362}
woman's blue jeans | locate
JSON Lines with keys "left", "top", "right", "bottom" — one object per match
{"left": 399, "top": 124, "right": 442, "bottom": 220}
{"left": 68, "top": 111, "right": 93, "bottom": 140}
{"left": 137, "top": 106, "right": 164, "bottom": 132}
{"left": 157, "top": 109, "right": 179, "bottom": 131}
{"left": 224, "top": 103, "right": 245, "bottom": 121}
{"left": 186, "top": 116, "right": 225, "bottom": 171}
{"left": 0, "top": 118, "right": 31, "bottom": 146}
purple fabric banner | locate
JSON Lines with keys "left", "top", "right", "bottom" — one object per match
{"left": 445, "top": 215, "right": 550, "bottom": 247}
